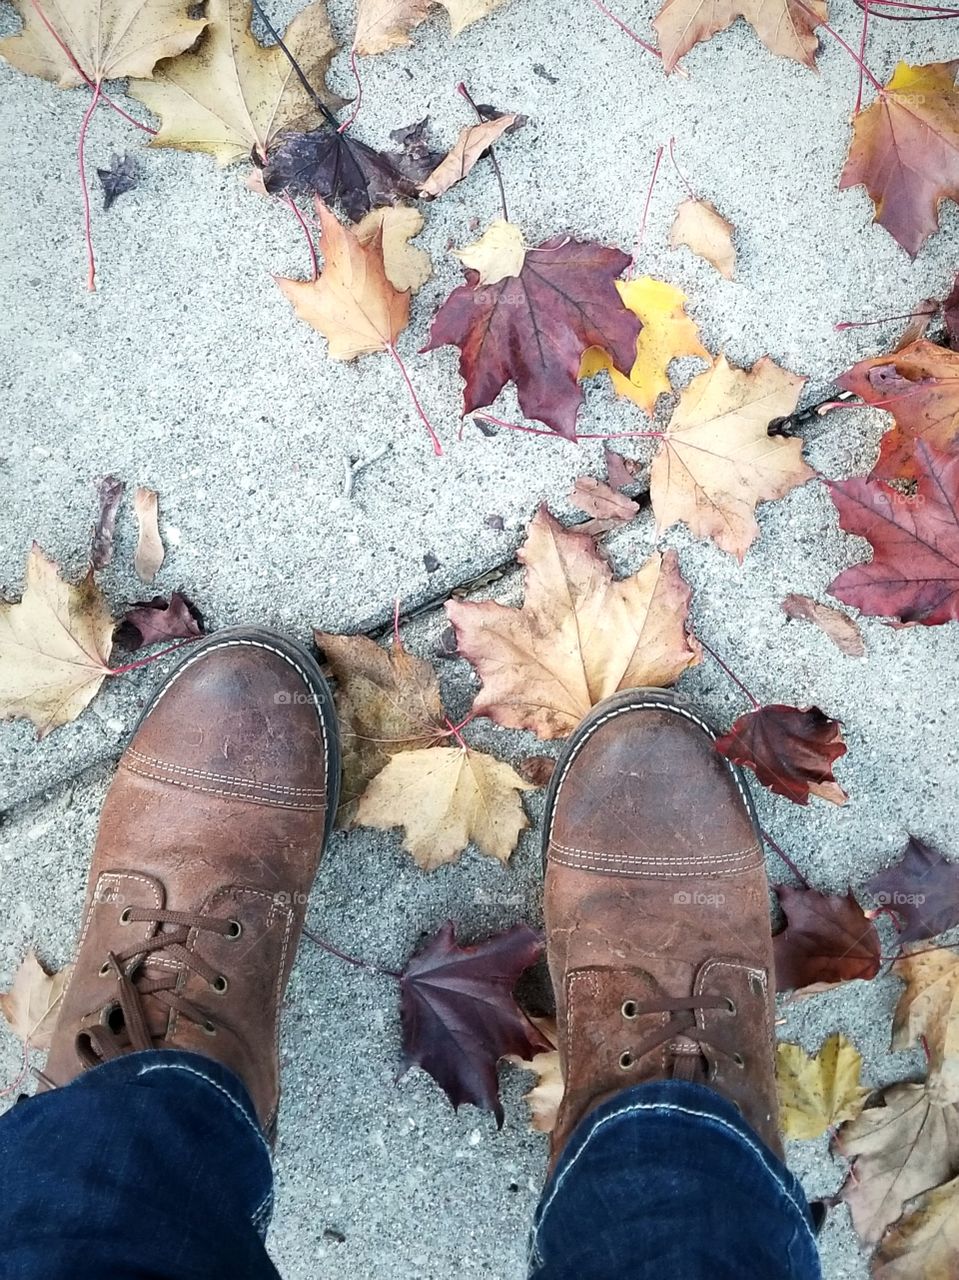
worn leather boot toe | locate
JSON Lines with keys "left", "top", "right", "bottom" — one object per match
{"left": 543, "top": 688, "right": 780, "bottom": 1162}
{"left": 40, "top": 628, "right": 340, "bottom": 1141}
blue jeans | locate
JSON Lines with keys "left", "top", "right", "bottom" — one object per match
{"left": 0, "top": 1051, "right": 820, "bottom": 1279}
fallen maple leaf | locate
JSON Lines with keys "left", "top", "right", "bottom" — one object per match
{"left": 96, "top": 154, "right": 137, "bottom": 212}
{"left": 773, "top": 887, "right": 881, "bottom": 993}
{"left": 653, "top": 0, "right": 825, "bottom": 72}
{"left": 446, "top": 508, "right": 700, "bottom": 739}
{"left": 422, "top": 235, "right": 640, "bottom": 439}
{"left": 873, "top": 1173, "right": 959, "bottom": 1280}
{"left": 838, "top": 340, "right": 959, "bottom": 480}
{"left": 0, "top": 950, "right": 72, "bottom": 1050}
{"left": 276, "top": 201, "right": 410, "bottom": 359}
{"left": 506, "top": 1015, "right": 563, "bottom": 1133}
{"left": 354, "top": 0, "right": 509, "bottom": 54}
{"left": 649, "top": 355, "right": 812, "bottom": 560}
{"left": 133, "top": 486, "right": 164, "bottom": 583}
{"left": 714, "top": 704, "right": 847, "bottom": 805}
{"left": 568, "top": 475, "right": 639, "bottom": 525}
{"left": 314, "top": 630, "right": 446, "bottom": 822}
{"left": 130, "top": 0, "right": 337, "bottom": 166}
{"left": 893, "top": 949, "right": 959, "bottom": 1106}
{"left": 840, "top": 62, "right": 959, "bottom": 257}
{"left": 827, "top": 441, "right": 959, "bottom": 626}
{"left": 399, "top": 921, "right": 549, "bottom": 1124}
{"left": 669, "top": 198, "right": 736, "bottom": 279}
{"left": 776, "top": 1034, "right": 871, "bottom": 1139}
{"left": 89, "top": 475, "right": 125, "bottom": 571}
{"left": 836, "top": 1082, "right": 959, "bottom": 1247}
{"left": 116, "top": 593, "right": 203, "bottom": 650}
{"left": 0, "top": 0, "right": 204, "bottom": 86}
{"left": 451, "top": 219, "right": 527, "bottom": 286}
{"left": 580, "top": 276, "right": 709, "bottom": 416}
{"left": 781, "top": 594, "right": 865, "bottom": 658}
{"left": 419, "top": 116, "right": 517, "bottom": 199}
{"left": 0, "top": 545, "right": 114, "bottom": 738}
{"left": 355, "top": 207, "right": 431, "bottom": 293}
{"left": 865, "top": 837, "right": 959, "bottom": 944}
{"left": 354, "top": 746, "right": 532, "bottom": 870}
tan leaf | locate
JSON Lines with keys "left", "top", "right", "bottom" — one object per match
{"left": 507, "top": 1016, "right": 563, "bottom": 1133}
{"left": 781, "top": 595, "right": 865, "bottom": 657}
{"left": 447, "top": 507, "right": 701, "bottom": 740}
{"left": 568, "top": 476, "right": 639, "bottom": 524}
{"left": 419, "top": 116, "right": 518, "bottom": 199}
{"left": 355, "top": 207, "right": 432, "bottom": 293}
{"left": 669, "top": 198, "right": 736, "bottom": 280}
{"left": 653, "top": 0, "right": 826, "bottom": 72}
{"left": 0, "top": 0, "right": 205, "bottom": 87}
{"left": 353, "top": 0, "right": 508, "bottom": 54}
{"left": 314, "top": 630, "right": 445, "bottom": 823}
{"left": 835, "top": 1083, "right": 959, "bottom": 1247}
{"left": 133, "top": 487, "right": 164, "bottom": 583}
{"left": 355, "top": 746, "right": 532, "bottom": 870}
{"left": 452, "top": 219, "right": 526, "bottom": 285}
{"left": 649, "top": 355, "right": 812, "bottom": 560}
{"left": 0, "top": 544, "right": 114, "bottom": 737}
{"left": 874, "top": 1173, "right": 959, "bottom": 1280}
{"left": 276, "top": 201, "right": 410, "bottom": 359}
{"left": 893, "top": 948, "right": 959, "bottom": 1104}
{"left": 776, "top": 1034, "right": 871, "bottom": 1139}
{"left": 130, "top": 0, "right": 338, "bottom": 165}
{"left": 516, "top": 755, "right": 556, "bottom": 787}
{"left": 0, "top": 950, "right": 72, "bottom": 1050}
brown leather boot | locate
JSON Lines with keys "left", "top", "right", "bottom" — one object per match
{"left": 40, "top": 628, "right": 339, "bottom": 1142}
{"left": 543, "top": 688, "right": 780, "bottom": 1163}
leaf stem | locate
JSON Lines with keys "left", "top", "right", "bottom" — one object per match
{"left": 303, "top": 927, "right": 402, "bottom": 979}
{"left": 107, "top": 636, "right": 200, "bottom": 676}
{"left": 792, "top": 0, "right": 884, "bottom": 93}
{"left": 852, "top": 0, "right": 959, "bottom": 17}
{"left": 698, "top": 637, "right": 761, "bottom": 708}
{"left": 835, "top": 307, "right": 937, "bottom": 331}
{"left": 281, "top": 193, "right": 318, "bottom": 281}
{"left": 667, "top": 137, "right": 697, "bottom": 201}
{"left": 78, "top": 81, "right": 102, "bottom": 291}
{"left": 632, "top": 142, "right": 663, "bottom": 270}
{"left": 456, "top": 82, "right": 509, "bottom": 222}
{"left": 585, "top": 0, "right": 663, "bottom": 58}
{"left": 250, "top": 0, "right": 338, "bottom": 128}
{"left": 339, "top": 47, "right": 363, "bottom": 133}
{"left": 855, "top": 0, "right": 870, "bottom": 113}
{"left": 762, "top": 830, "right": 812, "bottom": 888}
{"left": 470, "top": 413, "right": 664, "bottom": 441}
{"left": 386, "top": 344, "right": 443, "bottom": 455}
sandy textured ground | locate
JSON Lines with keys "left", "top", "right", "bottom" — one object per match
{"left": 1, "top": 0, "right": 958, "bottom": 1275}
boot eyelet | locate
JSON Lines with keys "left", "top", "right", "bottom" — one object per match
{"left": 749, "top": 974, "right": 764, "bottom": 997}
{"left": 724, "top": 997, "right": 737, "bottom": 1014}
{"left": 201, "top": 1020, "right": 217, "bottom": 1036}
{"left": 119, "top": 907, "right": 133, "bottom": 925}
{"left": 621, "top": 1000, "right": 638, "bottom": 1019}
{"left": 212, "top": 975, "right": 229, "bottom": 994}
{"left": 619, "top": 1051, "right": 635, "bottom": 1070}
{"left": 732, "top": 1052, "right": 745, "bottom": 1069}
{"left": 99, "top": 961, "right": 112, "bottom": 977}
{"left": 226, "top": 920, "right": 242, "bottom": 939}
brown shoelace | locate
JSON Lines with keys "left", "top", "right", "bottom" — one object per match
{"left": 77, "top": 906, "right": 241, "bottom": 1067}
{"left": 619, "top": 993, "right": 745, "bottom": 1080}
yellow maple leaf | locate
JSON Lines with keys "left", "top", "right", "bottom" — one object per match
{"left": 777, "top": 1034, "right": 871, "bottom": 1139}
{"left": 580, "top": 276, "right": 709, "bottom": 415}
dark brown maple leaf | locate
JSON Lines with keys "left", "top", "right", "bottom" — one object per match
{"left": 399, "top": 921, "right": 549, "bottom": 1125}
{"left": 714, "top": 705, "right": 848, "bottom": 805}
{"left": 828, "top": 440, "right": 959, "bottom": 626}
{"left": 115, "top": 593, "right": 203, "bottom": 650}
{"left": 864, "top": 836, "right": 959, "bottom": 944}
{"left": 422, "top": 237, "right": 641, "bottom": 439}
{"left": 774, "top": 887, "right": 882, "bottom": 993}
{"left": 96, "top": 152, "right": 137, "bottom": 211}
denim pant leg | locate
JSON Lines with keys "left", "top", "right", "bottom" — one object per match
{"left": 530, "top": 1080, "right": 821, "bottom": 1280}
{"left": 0, "top": 1050, "right": 280, "bottom": 1280}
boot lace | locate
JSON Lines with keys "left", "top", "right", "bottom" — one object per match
{"left": 618, "top": 993, "right": 745, "bottom": 1077}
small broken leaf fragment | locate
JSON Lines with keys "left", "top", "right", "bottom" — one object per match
{"left": 892, "top": 948, "right": 959, "bottom": 1105}
{"left": 516, "top": 755, "right": 556, "bottom": 788}
{"left": 715, "top": 704, "right": 847, "bottom": 805}
{"left": 355, "top": 207, "right": 431, "bottom": 293}
{"left": 773, "top": 887, "right": 881, "bottom": 994}
{"left": 864, "top": 836, "right": 959, "bottom": 943}
{"left": 276, "top": 201, "right": 410, "bottom": 360}
{"left": 129, "top": 0, "right": 339, "bottom": 166}
{"left": 0, "top": 545, "right": 114, "bottom": 737}
{"left": 419, "top": 116, "right": 518, "bottom": 199}
{"left": 133, "top": 487, "right": 164, "bottom": 584}
{"left": 669, "top": 199, "right": 736, "bottom": 279}
{"left": 580, "top": 276, "right": 709, "bottom": 415}
{"left": 447, "top": 508, "right": 700, "bottom": 739}
{"left": 568, "top": 476, "right": 639, "bottom": 525}
{"left": 507, "top": 1016, "right": 562, "bottom": 1133}
{"left": 90, "top": 475, "right": 126, "bottom": 571}
{"left": 96, "top": 154, "right": 137, "bottom": 212}
{"left": 0, "top": 950, "right": 73, "bottom": 1050}
{"left": 776, "top": 1034, "right": 871, "bottom": 1139}
{"left": 399, "top": 921, "right": 549, "bottom": 1125}
{"left": 115, "top": 593, "right": 203, "bottom": 650}
{"left": 452, "top": 219, "right": 526, "bottom": 286}
{"left": 781, "top": 595, "right": 865, "bottom": 657}
{"left": 355, "top": 746, "right": 532, "bottom": 870}
{"left": 353, "top": 0, "right": 509, "bottom": 55}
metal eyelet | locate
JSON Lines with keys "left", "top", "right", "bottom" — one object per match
{"left": 619, "top": 1050, "right": 635, "bottom": 1070}
{"left": 119, "top": 907, "right": 133, "bottom": 925}
{"left": 226, "top": 920, "right": 242, "bottom": 940}
{"left": 749, "top": 974, "right": 764, "bottom": 997}
{"left": 201, "top": 1020, "right": 217, "bottom": 1036}
{"left": 212, "top": 975, "right": 229, "bottom": 994}
{"left": 99, "top": 961, "right": 112, "bottom": 977}
{"left": 724, "top": 997, "right": 737, "bottom": 1014}
{"left": 621, "top": 1000, "right": 638, "bottom": 1019}
{"left": 732, "top": 1052, "right": 745, "bottom": 1068}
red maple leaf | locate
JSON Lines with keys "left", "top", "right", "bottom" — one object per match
{"left": 828, "top": 441, "right": 959, "bottom": 626}
{"left": 714, "top": 705, "right": 847, "bottom": 805}
{"left": 773, "top": 887, "right": 881, "bottom": 993}
{"left": 399, "top": 921, "right": 549, "bottom": 1124}
{"left": 864, "top": 836, "right": 959, "bottom": 944}
{"left": 421, "top": 236, "right": 641, "bottom": 439}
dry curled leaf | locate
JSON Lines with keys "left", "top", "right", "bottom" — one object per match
{"left": 354, "top": 0, "right": 510, "bottom": 54}
{"left": 0, "top": 545, "right": 114, "bottom": 738}
{"left": 873, "top": 1173, "right": 959, "bottom": 1280}
{"left": 116, "top": 593, "right": 203, "bottom": 650}
{"left": 653, "top": 0, "right": 825, "bottom": 72}
{"left": 892, "top": 948, "right": 959, "bottom": 1105}
{"left": 776, "top": 1034, "right": 871, "bottom": 1139}
{"left": 355, "top": 207, "right": 432, "bottom": 293}
{"left": 516, "top": 755, "right": 556, "bottom": 788}
{"left": 781, "top": 595, "right": 865, "bottom": 657}
{"left": 355, "top": 746, "right": 532, "bottom": 870}
{"left": 447, "top": 508, "right": 700, "bottom": 739}
{"left": 714, "top": 704, "right": 847, "bottom": 805}
{"left": 419, "top": 116, "right": 517, "bottom": 199}
{"left": 133, "top": 487, "right": 164, "bottom": 584}
{"left": 129, "top": 0, "right": 338, "bottom": 166}
{"left": 773, "top": 887, "right": 881, "bottom": 994}
{"left": 89, "top": 475, "right": 125, "bottom": 571}
{"left": 669, "top": 198, "right": 736, "bottom": 279}
{"left": 507, "top": 1016, "right": 563, "bottom": 1133}
{"left": 0, "top": 950, "right": 73, "bottom": 1050}
{"left": 568, "top": 476, "right": 639, "bottom": 524}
